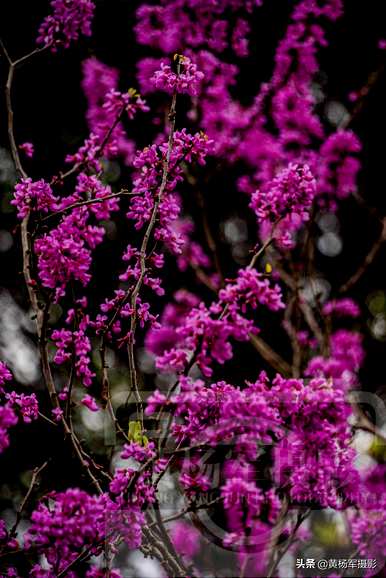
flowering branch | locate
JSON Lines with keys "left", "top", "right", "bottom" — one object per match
{"left": 9, "top": 461, "right": 48, "bottom": 538}
{"left": 1, "top": 2, "right": 385, "bottom": 577}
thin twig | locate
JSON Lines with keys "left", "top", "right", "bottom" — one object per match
{"left": 125, "top": 58, "right": 182, "bottom": 425}
{"left": 38, "top": 411, "right": 58, "bottom": 427}
{"left": 9, "top": 461, "right": 48, "bottom": 537}
{"left": 247, "top": 218, "right": 282, "bottom": 271}
{"left": 143, "top": 523, "right": 188, "bottom": 577}
{"left": 249, "top": 333, "right": 292, "bottom": 376}
{"left": 283, "top": 297, "right": 302, "bottom": 377}
{"left": 41, "top": 189, "right": 133, "bottom": 221}
{"left": 340, "top": 63, "right": 385, "bottom": 130}
{"left": 340, "top": 217, "right": 386, "bottom": 293}
{"left": 52, "top": 101, "right": 129, "bottom": 184}
{"left": 267, "top": 508, "right": 311, "bottom": 578}
{"left": 13, "top": 46, "right": 48, "bottom": 67}
{"left": 2, "top": 39, "right": 106, "bottom": 494}
{"left": 3, "top": 58, "right": 26, "bottom": 177}
{"left": 150, "top": 497, "right": 222, "bottom": 527}
{"left": 350, "top": 395, "right": 386, "bottom": 444}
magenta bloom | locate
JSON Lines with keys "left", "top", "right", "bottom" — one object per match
{"left": 0, "top": 405, "right": 18, "bottom": 453}
{"left": 18, "top": 142, "right": 34, "bottom": 158}
{"left": 0, "top": 362, "right": 12, "bottom": 394}
{"left": 171, "top": 521, "right": 200, "bottom": 558}
{"left": 12, "top": 178, "right": 57, "bottom": 219}
{"left": 80, "top": 394, "right": 99, "bottom": 412}
{"left": 152, "top": 56, "right": 204, "bottom": 96}
{"left": 37, "top": 0, "right": 95, "bottom": 50}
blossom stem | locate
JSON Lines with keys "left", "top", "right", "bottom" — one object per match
{"left": 9, "top": 461, "right": 48, "bottom": 538}
{"left": 53, "top": 101, "right": 128, "bottom": 183}
{"left": 1, "top": 39, "right": 107, "bottom": 494}
{"left": 41, "top": 189, "right": 133, "bottom": 221}
{"left": 125, "top": 58, "right": 182, "bottom": 425}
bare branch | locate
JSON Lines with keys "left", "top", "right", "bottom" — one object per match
{"left": 340, "top": 217, "right": 386, "bottom": 293}
{"left": 41, "top": 189, "right": 133, "bottom": 221}
{"left": 9, "top": 461, "right": 48, "bottom": 537}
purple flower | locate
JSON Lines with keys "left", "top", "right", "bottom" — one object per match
{"left": 322, "top": 298, "right": 360, "bottom": 317}
{"left": 0, "top": 361, "right": 12, "bottom": 395}
{"left": 351, "top": 466, "right": 386, "bottom": 559}
{"left": 171, "top": 521, "right": 200, "bottom": 558}
{"left": 35, "top": 219, "right": 94, "bottom": 301}
{"left": 37, "top": 0, "right": 95, "bottom": 50}
{"left": 306, "top": 329, "right": 364, "bottom": 390}
{"left": 52, "top": 311, "right": 95, "bottom": 387}
{"left": 51, "top": 407, "right": 63, "bottom": 422}
{"left": 25, "top": 489, "right": 111, "bottom": 572}
{"left": 19, "top": 142, "right": 34, "bottom": 158}
{"left": 0, "top": 404, "right": 18, "bottom": 453}
{"left": 33, "top": 177, "right": 119, "bottom": 300}
{"left": 250, "top": 163, "right": 316, "bottom": 246}
{"left": 127, "top": 129, "right": 212, "bottom": 255}
{"left": 152, "top": 56, "right": 204, "bottom": 96}
{"left": 318, "top": 130, "right": 361, "bottom": 199}
{"left": 6, "top": 392, "right": 39, "bottom": 423}
{"left": 80, "top": 394, "right": 99, "bottom": 412}
{"left": 156, "top": 268, "right": 283, "bottom": 376}
{"left": 12, "top": 178, "right": 57, "bottom": 219}
{"left": 121, "top": 441, "right": 156, "bottom": 462}
{"left": 75, "top": 57, "right": 147, "bottom": 167}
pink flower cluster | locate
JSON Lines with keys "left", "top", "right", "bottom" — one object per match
{"left": 145, "top": 371, "right": 359, "bottom": 572}
{"left": 322, "top": 298, "right": 360, "bottom": 317}
{"left": 69, "top": 58, "right": 148, "bottom": 168}
{"left": 24, "top": 489, "right": 109, "bottom": 573}
{"left": 152, "top": 56, "right": 204, "bottom": 96}
{"left": 59, "top": 172, "right": 120, "bottom": 220}
{"left": 128, "top": 129, "right": 212, "bottom": 254}
{"left": 173, "top": 218, "right": 212, "bottom": 273}
{"left": 306, "top": 329, "right": 364, "bottom": 390}
{"left": 318, "top": 130, "right": 361, "bottom": 200}
{"left": 37, "top": 0, "right": 95, "bottom": 50}
{"left": 19, "top": 142, "right": 34, "bottom": 159}
{"left": 10, "top": 173, "right": 120, "bottom": 302}
{"left": 0, "top": 362, "right": 12, "bottom": 394}
{"left": 250, "top": 163, "right": 316, "bottom": 224}
{"left": 0, "top": 362, "right": 38, "bottom": 453}
{"left": 250, "top": 163, "right": 316, "bottom": 247}
{"left": 25, "top": 483, "right": 139, "bottom": 578}
{"left": 5, "top": 392, "right": 39, "bottom": 423}
{"left": 92, "top": 240, "right": 165, "bottom": 341}
{"left": 135, "top": 0, "right": 261, "bottom": 56}
{"left": 145, "top": 290, "right": 200, "bottom": 356}
{"left": 52, "top": 303, "right": 95, "bottom": 387}
{"left": 350, "top": 466, "right": 386, "bottom": 560}
{"left": 106, "top": 443, "right": 163, "bottom": 551}
{"left": 33, "top": 173, "right": 119, "bottom": 301}
{"left": 171, "top": 521, "right": 200, "bottom": 559}
{"left": 272, "top": 375, "right": 358, "bottom": 508}
{"left": 35, "top": 214, "right": 97, "bottom": 300}
{"left": 155, "top": 268, "right": 283, "bottom": 376}
{"left": 81, "top": 394, "right": 99, "bottom": 412}
{"left": 0, "top": 405, "right": 17, "bottom": 453}
{"left": 11, "top": 178, "right": 57, "bottom": 219}
{"left": 222, "top": 460, "right": 281, "bottom": 574}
